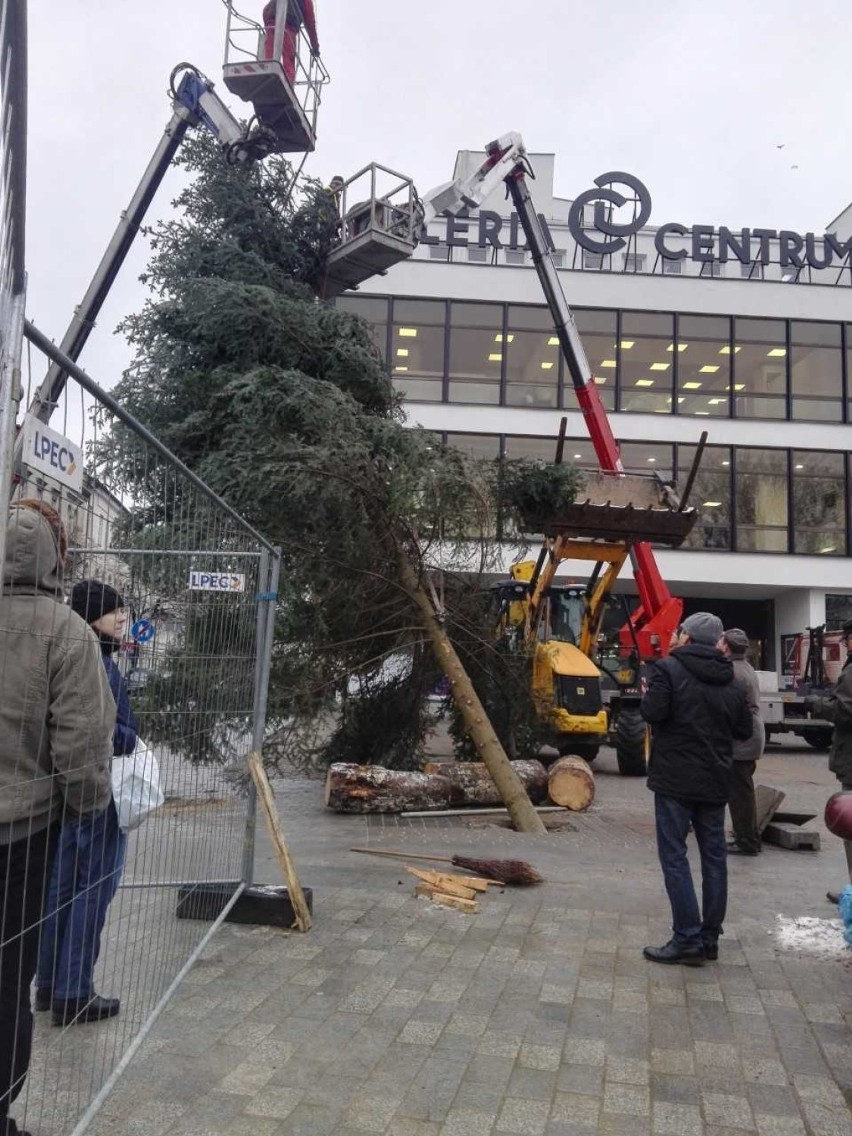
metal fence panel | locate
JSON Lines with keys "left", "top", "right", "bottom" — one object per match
{"left": 2, "top": 330, "right": 278, "bottom": 1136}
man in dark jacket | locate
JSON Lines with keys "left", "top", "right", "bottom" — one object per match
{"left": 720, "top": 628, "right": 765, "bottom": 855}
{"left": 806, "top": 619, "right": 852, "bottom": 902}
{"left": 641, "top": 612, "right": 752, "bottom": 965}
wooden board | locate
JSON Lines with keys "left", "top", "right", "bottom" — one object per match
{"left": 754, "top": 784, "right": 787, "bottom": 835}
{"left": 406, "top": 867, "right": 477, "bottom": 900}
{"left": 762, "top": 822, "right": 820, "bottom": 851}
{"left": 414, "top": 883, "right": 480, "bottom": 913}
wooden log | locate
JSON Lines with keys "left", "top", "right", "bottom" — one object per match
{"left": 248, "top": 751, "right": 312, "bottom": 933}
{"left": 422, "top": 759, "right": 549, "bottom": 806}
{"left": 547, "top": 756, "right": 595, "bottom": 812}
{"left": 324, "top": 763, "right": 453, "bottom": 813}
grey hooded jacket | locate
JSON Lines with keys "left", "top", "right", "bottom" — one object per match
{"left": 0, "top": 507, "right": 114, "bottom": 844}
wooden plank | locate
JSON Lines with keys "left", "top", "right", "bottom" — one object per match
{"left": 413, "top": 883, "right": 480, "bottom": 913}
{"left": 406, "top": 867, "right": 476, "bottom": 900}
{"left": 754, "top": 784, "right": 786, "bottom": 835}
{"left": 762, "top": 822, "right": 821, "bottom": 851}
{"left": 248, "top": 751, "right": 312, "bottom": 932}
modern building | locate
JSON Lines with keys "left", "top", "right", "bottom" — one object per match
{"left": 337, "top": 150, "right": 852, "bottom": 674}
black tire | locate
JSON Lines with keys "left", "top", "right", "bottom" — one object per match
{"left": 614, "top": 707, "right": 648, "bottom": 776}
{"left": 557, "top": 741, "right": 600, "bottom": 765}
{"left": 801, "top": 726, "right": 833, "bottom": 751}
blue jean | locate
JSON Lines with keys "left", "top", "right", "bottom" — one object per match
{"left": 36, "top": 802, "right": 127, "bottom": 1001}
{"left": 654, "top": 793, "right": 727, "bottom": 948}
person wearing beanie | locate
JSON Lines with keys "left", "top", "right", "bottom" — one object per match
{"left": 640, "top": 612, "right": 752, "bottom": 966}
{"left": 36, "top": 580, "right": 139, "bottom": 1027}
{"left": 719, "top": 629, "right": 764, "bottom": 855}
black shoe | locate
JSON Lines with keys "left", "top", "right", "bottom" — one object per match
{"left": 726, "top": 841, "right": 760, "bottom": 856}
{"left": 52, "top": 994, "right": 120, "bottom": 1026}
{"left": 827, "top": 890, "right": 842, "bottom": 905}
{"left": 34, "top": 987, "right": 52, "bottom": 1011}
{"left": 643, "top": 940, "right": 705, "bottom": 966}
{"left": 702, "top": 942, "right": 719, "bottom": 961}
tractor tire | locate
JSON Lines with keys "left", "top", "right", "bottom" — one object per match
{"left": 802, "top": 726, "right": 833, "bottom": 751}
{"left": 614, "top": 707, "right": 648, "bottom": 777}
{"left": 557, "top": 741, "right": 600, "bottom": 765}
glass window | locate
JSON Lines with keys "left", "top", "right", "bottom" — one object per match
{"left": 733, "top": 318, "right": 787, "bottom": 419}
{"left": 445, "top": 433, "right": 502, "bottom": 459}
{"left": 505, "top": 250, "right": 526, "bottom": 265}
{"left": 567, "top": 309, "right": 616, "bottom": 412}
{"left": 468, "top": 247, "right": 488, "bottom": 263}
{"left": 792, "top": 451, "right": 845, "bottom": 555}
{"left": 662, "top": 259, "right": 682, "bottom": 275}
{"left": 429, "top": 245, "right": 450, "bottom": 261}
{"left": 504, "top": 436, "right": 596, "bottom": 467}
{"left": 335, "top": 295, "right": 388, "bottom": 360}
{"left": 677, "top": 444, "right": 731, "bottom": 550}
{"left": 448, "top": 302, "right": 503, "bottom": 405}
{"left": 583, "top": 252, "right": 603, "bottom": 270}
{"left": 619, "top": 441, "right": 674, "bottom": 478}
{"left": 735, "top": 448, "right": 788, "bottom": 552}
{"left": 676, "top": 314, "right": 731, "bottom": 418}
{"left": 390, "top": 299, "right": 445, "bottom": 402}
{"left": 790, "top": 321, "right": 842, "bottom": 422}
{"left": 618, "top": 311, "right": 674, "bottom": 414}
{"left": 505, "top": 305, "right": 558, "bottom": 408}
{"left": 623, "top": 254, "right": 646, "bottom": 272}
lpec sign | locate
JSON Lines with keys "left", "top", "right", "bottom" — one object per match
{"left": 427, "top": 170, "right": 851, "bottom": 271}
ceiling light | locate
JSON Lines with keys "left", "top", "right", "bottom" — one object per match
{"left": 398, "top": 328, "right": 418, "bottom": 338}
{"left": 620, "top": 340, "right": 635, "bottom": 349}
{"left": 600, "top": 359, "right": 617, "bottom": 368}
{"left": 573, "top": 453, "right": 582, "bottom": 459}
{"left": 494, "top": 333, "right": 515, "bottom": 343}
{"left": 635, "top": 379, "right": 655, "bottom": 387}
{"left": 647, "top": 457, "right": 656, "bottom": 463}
{"left": 795, "top": 463, "right": 804, "bottom": 470}
{"left": 394, "top": 366, "right": 408, "bottom": 372}
{"left": 708, "top": 398, "right": 726, "bottom": 405}
{"left": 650, "top": 363, "right": 670, "bottom": 371}
{"left": 682, "top": 381, "right": 702, "bottom": 390}
{"left": 667, "top": 343, "right": 688, "bottom": 352}
{"left": 396, "top": 348, "right": 409, "bottom": 357}
{"left": 699, "top": 365, "right": 720, "bottom": 373}
{"left": 695, "top": 411, "right": 710, "bottom": 416}
{"left": 734, "top": 384, "right": 745, "bottom": 391}
{"left": 767, "top": 347, "right": 787, "bottom": 357}
{"left": 593, "top": 376, "right": 607, "bottom": 384}
{"left": 487, "top": 353, "right": 502, "bottom": 362}
{"left": 821, "top": 546, "right": 837, "bottom": 554}
{"left": 721, "top": 460, "right": 730, "bottom": 466}
{"left": 540, "top": 361, "right": 554, "bottom": 370}
{"left": 718, "top": 345, "right": 741, "bottom": 355}
{"left": 548, "top": 336, "right": 559, "bottom": 346}
{"left": 703, "top": 501, "right": 722, "bottom": 508}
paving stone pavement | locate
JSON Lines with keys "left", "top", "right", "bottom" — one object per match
{"left": 23, "top": 742, "right": 852, "bottom": 1135}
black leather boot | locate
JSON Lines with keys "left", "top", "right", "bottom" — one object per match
{"left": 52, "top": 994, "right": 120, "bottom": 1026}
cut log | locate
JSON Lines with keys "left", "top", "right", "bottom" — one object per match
{"left": 324, "top": 764, "right": 453, "bottom": 814}
{"left": 422, "top": 759, "right": 549, "bottom": 806}
{"left": 547, "top": 756, "right": 595, "bottom": 812}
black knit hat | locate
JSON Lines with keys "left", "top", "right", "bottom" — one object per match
{"left": 70, "top": 579, "right": 125, "bottom": 626}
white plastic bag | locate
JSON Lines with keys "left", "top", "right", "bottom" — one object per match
{"left": 111, "top": 740, "right": 165, "bottom": 831}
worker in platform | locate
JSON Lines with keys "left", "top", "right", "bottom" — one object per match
{"left": 262, "top": 0, "right": 320, "bottom": 87}
{"left": 804, "top": 619, "right": 852, "bottom": 903}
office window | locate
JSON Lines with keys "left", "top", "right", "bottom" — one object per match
{"left": 551, "top": 250, "right": 565, "bottom": 268}
{"left": 390, "top": 299, "right": 445, "bottom": 402}
{"left": 733, "top": 318, "right": 788, "bottom": 419}
{"left": 335, "top": 294, "right": 388, "bottom": 360}
{"left": 699, "top": 261, "right": 723, "bottom": 278}
{"left": 467, "top": 247, "right": 488, "bottom": 263}
{"left": 619, "top": 441, "right": 674, "bottom": 478}
{"left": 429, "top": 245, "right": 450, "bottom": 261}
{"left": 504, "top": 249, "right": 526, "bottom": 266}
{"left": 735, "top": 448, "right": 788, "bottom": 552}
{"left": 677, "top": 444, "right": 731, "bottom": 550}
{"left": 505, "top": 305, "right": 558, "bottom": 409}
{"left": 792, "top": 450, "right": 845, "bottom": 555}
{"left": 623, "top": 253, "right": 646, "bottom": 273}
{"left": 569, "top": 309, "right": 616, "bottom": 412}
{"left": 618, "top": 311, "right": 674, "bottom": 414}
{"left": 662, "top": 258, "right": 682, "bottom": 275}
{"left": 445, "top": 433, "right": 501, "bottom": 460}
{"left": 790, "top": 321, "right": 842, "bottom": 422}
{"left": 676, "top": 314, "right": 731, "bottom": 418}
{"left": 740, "top": 261, "right": 761, "bottom": 279}
{"left": 447, "top": 302, "right": 503, "bottom": 405}
{"left": 583, "top": 252, "right": 604, "bottom": 270}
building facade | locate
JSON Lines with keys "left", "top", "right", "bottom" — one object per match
{"left": 338, "top": 151, "right": 852, "bottom": 674}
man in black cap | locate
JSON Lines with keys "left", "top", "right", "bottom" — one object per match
{"left": 805, "top": 619, "right": 852, "bottom": 903}
{"left": 641, "top": 612, "right": 752, "bottom": 965}
{"left": 719, "top": 628, "right": 764, "bottom": 855}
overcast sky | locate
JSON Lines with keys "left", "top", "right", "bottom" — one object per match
{"left": 23, "top": 0, "right": 852, "bottom": 432}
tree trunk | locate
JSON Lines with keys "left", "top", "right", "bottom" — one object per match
{"left": 324, "top": 763, "right": 453, "bottom": 813}
{"left": 547, "top": 756, "right": 595, "bottom": 811}
{"left": 423, "top": 759, "right": 549, "bottom": 806}
{"left": 397, "top": 550, "right": 547, "bottom": 834}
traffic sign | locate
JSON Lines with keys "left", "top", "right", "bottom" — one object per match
{"left": 131, "top": 619, "right": 155, "bottom": 644}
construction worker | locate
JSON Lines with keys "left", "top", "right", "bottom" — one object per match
{"left": 262, "top": 0, "right": 320, "bottom": 87}
{"left": 804, "top": 618, "right": 852, "bottom": 903}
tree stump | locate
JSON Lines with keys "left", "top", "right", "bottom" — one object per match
{"left": 422, "top": 759, "right": 549, "bottom": 806}
{"left": 324, "top": 763, "right": 453, "bottom": 813}
{"left": 547, "top": 756, "right": 595, "bottom": 811}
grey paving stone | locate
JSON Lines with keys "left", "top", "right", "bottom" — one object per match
{"left": 651, "top": 1101, "right": 704, "bottom": 1136}
{"left": 496, "top": 1096, "right": 551, "bottom": 1135}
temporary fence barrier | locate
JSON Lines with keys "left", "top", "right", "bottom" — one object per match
{"left": 1, "top": 324, "right": 281, "bottom": 1136}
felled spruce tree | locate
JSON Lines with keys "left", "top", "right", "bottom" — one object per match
{"left": 105, "top": 133, "right": 546, "bottom": 832}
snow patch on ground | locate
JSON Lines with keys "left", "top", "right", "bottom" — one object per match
{"left": 775, "top": 914, "right": 849, "bottom": 957}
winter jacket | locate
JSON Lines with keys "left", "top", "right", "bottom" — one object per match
{"left": 641, "top": 643, "right": 753, "bottom": 804}
{"left": 0, "top": 509, "right": 114, "bottom": 844}
{"left": 810, "top": 656, "right": 852, "bottom": 784}
{"left": 101, "top": 650, "right": 139, "bottom": 756}
{"left": 730, "top": 656, "right": 765, "bottom": 763}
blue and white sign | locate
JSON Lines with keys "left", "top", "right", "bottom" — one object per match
{"left": 188, "top": 571, "right": 246, "bottom": 593}
{"left": 131, "top": 619, "right": 155, "bottom": 644}
{"left": 20, "top": 418, "right": 83, "bottom": 492}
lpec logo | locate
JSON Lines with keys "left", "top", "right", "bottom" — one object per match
{"left": 566, "top": 171, "right": 852, "bottom": 270}
{"left": 21, "top": 419, "right": 83, "bottom": 492}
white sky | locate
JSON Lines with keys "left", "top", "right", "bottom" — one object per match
{"left": 23, "top": 0, "right": 852, "bottom": 428}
